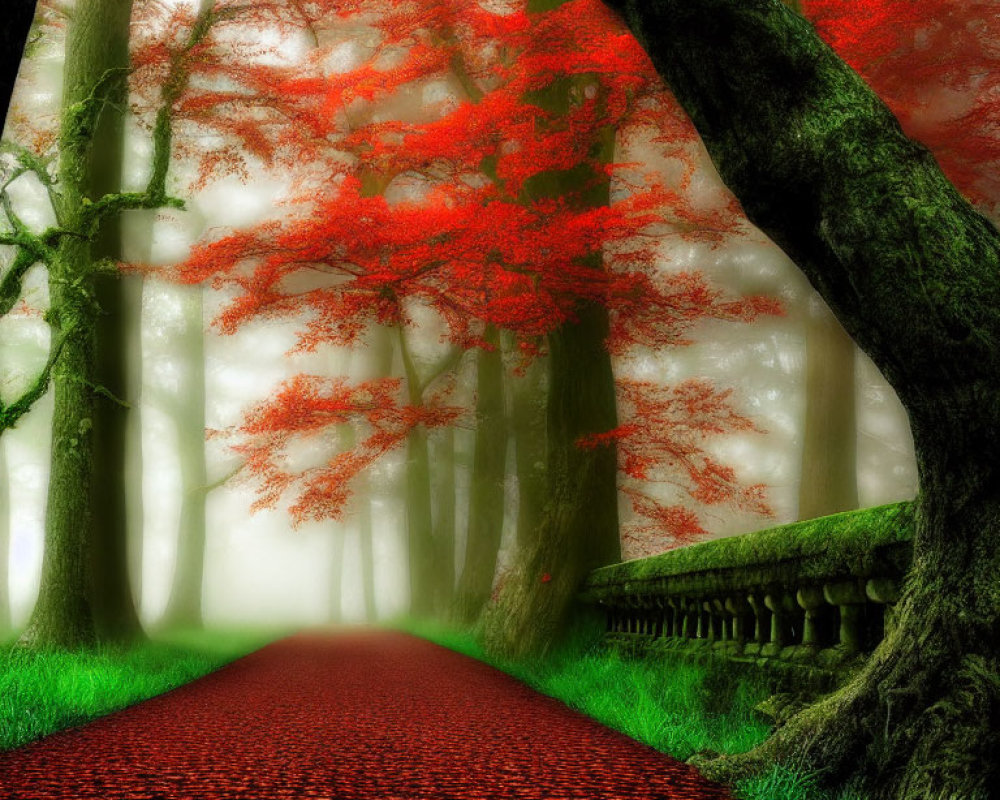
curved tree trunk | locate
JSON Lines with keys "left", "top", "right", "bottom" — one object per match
{"left": 21, "top": 0, "right": 139, "bottom": 649}
{"left": 602, "top": 1, "right": 1000, "bottom": 797}
{"left": 0, "top": 0, "right": 37, "bottom": 131}
{"left": 798, "top": 298, "right": 859, "bottom": 519}
{"left": 452, "top": 327, "right": 507, "bottom": 624}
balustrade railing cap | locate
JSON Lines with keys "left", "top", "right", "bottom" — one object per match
{"left": 584, "top": 502, "right": 915, "bottom": 594}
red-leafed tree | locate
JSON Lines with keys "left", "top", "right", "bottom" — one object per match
{"left": 165, "top": 0, "right": 778, "bottom": 636}
{"left": 603, "top": 0, "right": 1000, "bottom": 797}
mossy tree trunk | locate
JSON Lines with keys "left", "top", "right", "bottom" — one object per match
{"left": 88, "top": 6, "right": 143, "bottom": 642}
{"left": 160, "top": 288, "right": 208, "bottom": 630}
{"left": 0, "top": 0, "right": 37, "bottom": 128}
{"left": 21, "top": 0, "right": 138, "bottom": 649}
{"left": 602, "top": 1, "right": 1000, "bottom": 797}
{"left": 397, "top": 328, "right": 445, "bottom": 618}
{"left": 798, "top": 298, "right": 859, "bottom": 519}
{"left": 507, "top": 338, "right": 548, "bottom": 553}
{"left": 453, "top": 327, "right": 507, "bottom": 624}
{"left": 482, "top": 0, "right": 622, "bottom": 658}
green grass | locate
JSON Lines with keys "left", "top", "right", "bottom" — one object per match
{"left": 0, "top": 628, "right": 278, "bottom": 751}
{"left": 404, "top": 620, "right": 870, "bottom": 800}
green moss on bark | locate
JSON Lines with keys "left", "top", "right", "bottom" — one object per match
{"left": 600, "top": 1, "right": 1000, "bottom": 797}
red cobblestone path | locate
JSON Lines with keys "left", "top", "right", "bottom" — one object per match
{"left": 0, "top": 631, "right": 734, "bottom": 799}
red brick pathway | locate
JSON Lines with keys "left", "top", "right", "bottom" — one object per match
{"left": 0, "top": 631, "right": 733, "bottom": 799}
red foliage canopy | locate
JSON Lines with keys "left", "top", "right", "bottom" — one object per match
{"left": 148, "top": 0, "right": 779, "bottom": 542}
{"left": 803, "top": 0, "right": 1000, "bottom": 213}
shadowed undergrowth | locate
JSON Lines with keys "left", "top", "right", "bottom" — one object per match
{"left": 404, "top": 619, "right": 870, "bottom": 800}
{"left": 0, "top": 628, "right": 277, "bottom": 752}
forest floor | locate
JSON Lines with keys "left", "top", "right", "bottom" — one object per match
{"left": 0, "top": 629, "right": 735, "bottom": 799}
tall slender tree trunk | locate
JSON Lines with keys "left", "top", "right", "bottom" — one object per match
{"left": 160, "top": 287, "right": 208, "bottom": 629}
{"left": 602, "top": 1, "right": 1000, "bottom": 797}
{"left": 798, "top": 297, "right": 859, "bottom": 519}
{"left": 483, "top": 0, "right": 621, "bottom": 657}
{"left": 356, "top": 476, "right": 376, "bottom": 622}
{"left": 431, "top": 426, "right": 456, "bottom": 612}
{"left": 328, "top": 525, "right": 344, "bottom": 623}
{"left": 87, "top": 0, "right": 143, "bottom": 643}
{"left": 453, "top": 328, "right": 507, "bottom": 624}
{"left": 21, "top": 0, "right": 138, "bottom": 649}
{"left": 357, "top": 324, "right": 396, "bottom": 622}
{"left": 121, "top": 217, "right": 154, "bottom": 615}
{"left": 398, "top": 329, "right": 442, "bottom": 618}
{"left": 508, "top": 338, "right": 547, "bottom": 553}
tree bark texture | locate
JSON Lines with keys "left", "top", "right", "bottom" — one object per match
{"left": 22, "top": 0, "right": 138, "bottom": 649}
{"left": 601, "top": 1, "right": 1000, "bottom": 797}
{"left": 88, "top": 15, "right": 143, "bottom": 641}
{"left": 508, "top": 337, "right": 548, "bottom": 553}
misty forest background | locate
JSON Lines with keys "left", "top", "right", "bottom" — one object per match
{"left": 0, "top": 0, "right": 918, "bottom": 635}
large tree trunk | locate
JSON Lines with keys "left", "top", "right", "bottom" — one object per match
{"left": 602, "top": 1, "right": 1000, "bottom": 797}
{"left": 160, "top": 288, "right": 208, "bottom": 630}
{"left": 798, "top": 298, "right": 859, "bottom": 519}
{"left": 21, "top": 0, "right": 138, "bottom": 649}
{"left": 89, "top": 32, "right": 143, "bottom": 641}
{"left": 482, "top": 0, "right": 622, "bottom": 657}
{"left": 0, "top": 0, "right": 37, "bottom": 130}
{"left": 452, "top": 328, "right": 507, "bottom": 624}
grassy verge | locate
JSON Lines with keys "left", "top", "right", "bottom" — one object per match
{"left": 403, "top": 620, "right": 868, "bottom": 800}
{"left": 0, "top": 628, "right": 278, "bottom": 752}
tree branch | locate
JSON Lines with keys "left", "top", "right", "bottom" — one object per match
{"left": 0, "top": 325, "right": 71, "bottom": 431}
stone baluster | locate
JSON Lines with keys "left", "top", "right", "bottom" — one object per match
{"left": 726, "top": 595, "right": 751, "bottom": 651}
{"left": 797, "top": 586, "right": 826, "bottom": 649}
{"left": 681, "top": 598, "right": 697, "bottom": 639}
{"left": 825, "top": 580, "right": 868, "bottom": 654}
{"left": 700, "top": 599, "right": 715, "bottom": 641}
{"left": 669, "top": 598, "right": 681, "bottom": 637}
{"left": 745, "top": 592, "right": 768, "bottom": 657}
{"left": 763, "top": 589, "right": 790, "bottom": 657}
{"left": 866, "top": 577, "right": 900, "bottom": 642}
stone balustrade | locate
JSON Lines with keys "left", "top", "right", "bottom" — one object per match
{"left": 579, "top": 502, "right": 915, "bottom": 688}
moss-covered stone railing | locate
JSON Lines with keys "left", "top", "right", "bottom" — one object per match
{"left": 580, "top": 503, "right": 915, "bottom": 687}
